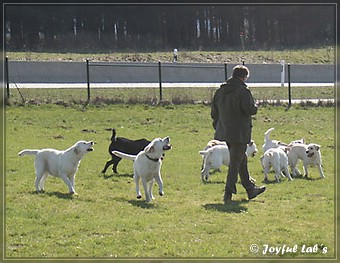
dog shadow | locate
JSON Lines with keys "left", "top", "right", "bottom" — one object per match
{"left": 111, "top": 196, "right": 156, "bottom": 209}
{"left": 203, "top": 200, "right": 249, "bottom": 213}
{"left": 289, "top": 174, "right": 321, "bottom": 181}
{"left": 128, "top": 199, "right": 156, "bottom": 209}
{"left": 262, "top": 179, "right": 281, "bottom": 184}
{"left": 102, "top": 172, "right": 133, "bottom": 179}
{"left": 30, "top": 191, "right": 75, "bottom": 200}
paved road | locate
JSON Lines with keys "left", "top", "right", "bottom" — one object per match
{"left": 7, "top": 61, "right": 334, "bottom": 84}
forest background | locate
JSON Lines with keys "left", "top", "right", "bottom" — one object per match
{"left": 4, "top": 4, "right": 335, "bottom": 53}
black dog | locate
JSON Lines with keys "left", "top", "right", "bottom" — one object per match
{"left": 102, "top": 128, "right": 150, "bottom": 174}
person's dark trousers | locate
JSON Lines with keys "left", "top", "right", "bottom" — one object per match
{"left": 225, "top": 142, "right": 255, "bottom": 194}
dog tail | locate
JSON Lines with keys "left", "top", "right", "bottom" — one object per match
{"left": 18, "top": 149, "right": 39, "bottom": 156}
{"left": 198, "top": 150, "right": 210, "bottom": 156}
{"left": 110, "top": 128, "right": 117, "bottom": 141}
{"left": 264, "top": 128, "right": 275, "bottom": 142}
{"left": 112, "top": 150, "right": 136, "bottom": 161}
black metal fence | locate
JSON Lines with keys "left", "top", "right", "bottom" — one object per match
{"left": 4, "top": 58, "right": 334, "bottom": 106}
{"left": 85, "top": 59, "right": 228, "bottom": 102}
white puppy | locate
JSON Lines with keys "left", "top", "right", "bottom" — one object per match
{"left": 287, "top": 143, "right": 325, "bottom": 178}
{"left": 261, "top": 147, "right": 292, "bottom": 182}
{"left": 262, "top": 127, "right": 305, "bottom": 153}
{"left": 112, "top": 137, "right": 171, "bottom": 203}
{"left": 204, "top": 139, "right": 227, "bottom": 150}
{"left": 199, "top": 141, "right": 258, "bottom": 181}
{"left": 262, "top": 128, "right": 288, "bottom": 153}
{"left": 18, "top": 140, "right": 94, "bottom": 194}
{"left": 204, "top": 139, "right": 258, "bottom": 157}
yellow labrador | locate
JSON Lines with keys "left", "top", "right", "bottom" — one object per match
{"left": 112, "top": 137, "right": 171, "bottom": 202}
{"left": 287, "top": 143, "right": 325, "bottom": 178}
{"left": 18, "top": 140, "right": 94, "bottom": 194}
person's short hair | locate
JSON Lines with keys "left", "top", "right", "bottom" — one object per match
{"left": 232, "top": 65, "right": 249, "bottom": 79}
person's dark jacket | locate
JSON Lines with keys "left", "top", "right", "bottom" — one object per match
{"left": 211, "top": 77, "right": 258, "bottom": 144}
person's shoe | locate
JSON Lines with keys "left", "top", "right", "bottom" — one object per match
{"left": 223, "top": 192, "right": 232, "bottom": 204}
{"left": 247, "top": 186, "right": 266, "bottom": 200}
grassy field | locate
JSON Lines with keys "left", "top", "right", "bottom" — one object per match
{"left": 4, "top": 103, "right": 335, "bottom": 260}
{"left": 6, "top": 46, "right": 334, "bottom": 64}
{"left": 6, "top": 85, "right": 335, "bottom": 106}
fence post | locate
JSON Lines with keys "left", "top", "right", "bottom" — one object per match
{"left": 158, "top": 61, "right": 162, "bottom": 102}
{"left": 5, "top": 57, "right": 10, "bottom": 98}
{"left": 288, "top": 64, "right": 291, "bottom": 107}
{"left": 224, "top": 63, "right": 227, "bottom": 81}
{"left": 86, "top": 59, "right": 90, "bottom": 102}
{"left": 280, "top": 60, "right": 285, "bottom": 88}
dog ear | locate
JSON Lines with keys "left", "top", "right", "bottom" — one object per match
{"left": 74, "top": 146, "right": 80, "bottom": 155}
{"left": 144, "top": 144, "right": 154, "bottom": 153}
{"left": 249, "top": 140, "right": 254, "bottom": 146}
{"left": 315, "top": 144, "right": 321, "bottom": 150}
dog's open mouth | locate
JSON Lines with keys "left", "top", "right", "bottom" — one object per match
{"left": 306, "top": 151, "right": 314, "bottom": 157}
{"left": 87, "top": 148, "right": 94, "bottom": 152}
{"left": 163, "top": 144, "right": 172, "bottom": 151}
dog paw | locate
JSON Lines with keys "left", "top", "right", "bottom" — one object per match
{"left": 137, "top": 195, "right": 142, "bottom": 199}
{"left": 159, "top": 191, "right": 164, "bottom": 196}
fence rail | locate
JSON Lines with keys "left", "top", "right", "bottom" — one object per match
{"left": 5, "top": 58, "right": 334, "bottom": 106}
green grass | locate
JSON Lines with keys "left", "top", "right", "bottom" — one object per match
{"left": 6, "top": 85, "right": 335, "bottom": 106}
{"left": 6, "top": 46, "right": 334, "bottom": 64}
{"left": 5, "top": 104, "right": 335, "bottom": 259}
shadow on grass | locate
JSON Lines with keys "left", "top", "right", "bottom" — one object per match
{"left": 102, "top": 172, "right": 134, "bottom": 179}
{"left": 262, "top": 174, "right": 321, "bottom": 184}
{"left": 128, "top": 199, "right": 156, "bottom": 209}
{"left": 30, "top": 191, "right": 75, "bottom": 200}
{"left": 203, "top": 200, "right": 249, "bottom": 213}
{"left": 293, "top": 174, "right": 323, "bottom": 181}
{"left": 203, "top": 180, "right": 225, "bottom": 185}
{"left": 261, "top": 179, "right": 281, "bottom": 185}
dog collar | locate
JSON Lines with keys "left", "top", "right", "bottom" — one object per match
{"left": 145, "top": 154, "right": 161, "bottom": 162}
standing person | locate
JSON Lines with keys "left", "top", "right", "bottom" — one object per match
{"left": 211, "top": 65, "right": 266, "bottom": 203}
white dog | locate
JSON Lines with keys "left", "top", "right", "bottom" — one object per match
{"left": 18, "top": 140, "right": 94, "bottom": 194}
{"left": 261, "top": 147, "right": 292, "bottom": 182}
{"left": 112, "top": 137, "right": 171, "bottom": 203}
{"left": 287, "top": 143, "right": 325, "bottom": 178}
{"left": 262, "top": 128, "right": 288, "bottom": 152}
{"left": 204, "top": 139, "right": 258, "bottom": 157}
{"left": 262, "top": 127, "right": 305, "bottom": 152}
{"left": 199, "top": 140, "right": 258, "bottom": 181}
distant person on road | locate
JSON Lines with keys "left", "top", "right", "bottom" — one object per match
{"left": 211, "top": 65, "right": 266, "bottom": 203}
